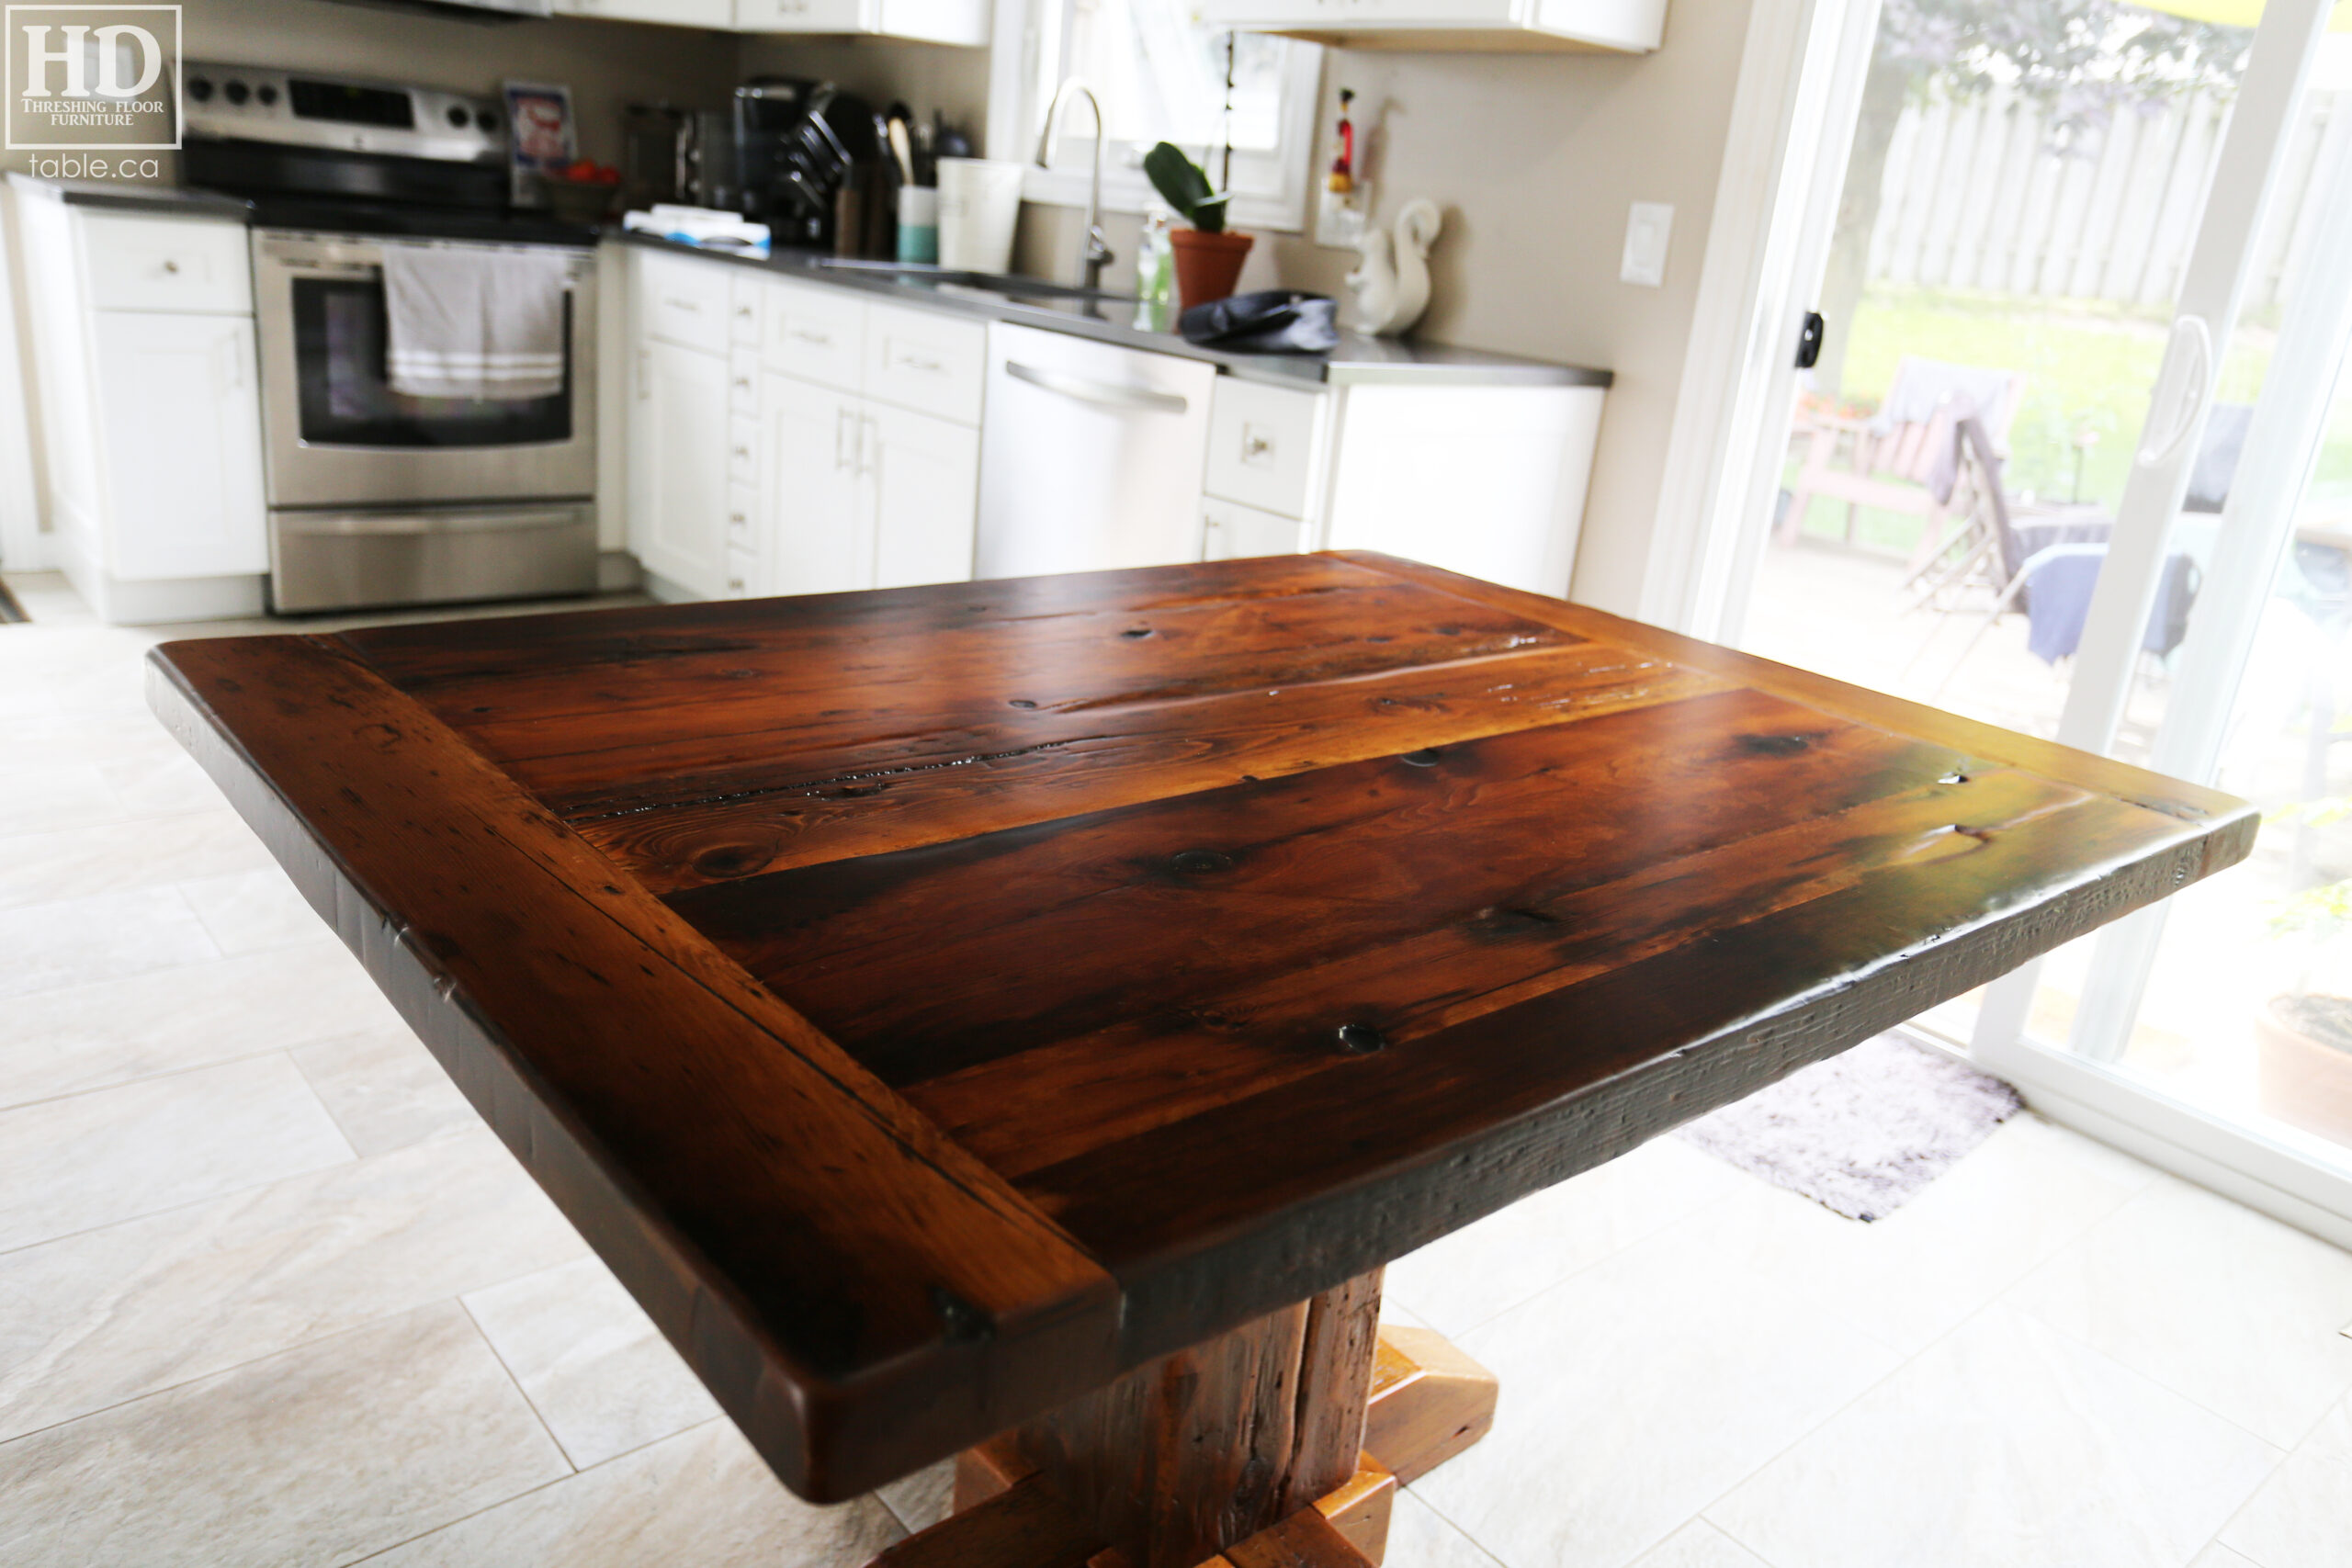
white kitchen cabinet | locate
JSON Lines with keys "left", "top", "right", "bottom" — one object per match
{"left": 555, "top": 0, "right": 983, "bottom": 42}
{"left": 1198, "top": 0, "right": 1663, "bottom": 52}
{"left": 89, "top": 314, "right": 267, "bottom": 581}
{"left": 869, "top": 403, "right": 981, "bottom": 588}
{"left": 755, "top": 373, "right": 979, "bottom": 596}
{"left": 1324, "top": 383, "right": 1602, "bottom": 597}
{"left": 735, "top": 0, "right": 986, "bottom": 42}
{"left": 759, "top": 371, "right": 868, "bottom": 596}
{"left": 628, "top": 337, "right": 732, "bottom": 598}
{"left": 10, "top": 180, "right": 270, "bottom": 622}
{"left": 1203, "top": 495, "right": 1312, "bottom": 561}
{"left": 553, "top": 0, "right": 734, "bottom": 26}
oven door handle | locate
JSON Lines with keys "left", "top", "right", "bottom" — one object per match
{"left": 277, "top": 510, "right": 586, "bottom": 537}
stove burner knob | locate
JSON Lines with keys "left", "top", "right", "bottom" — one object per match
{"left": 187, "top": 75, "right": 212, "bottom": 103}
{"left": 476, "top": 109, "right": 499, "bottom": 132}
{"left": 447, "top": 105, "right": 469, "bottom": 129}
{"left": 223, "top": 79, "right": 249, "bottom": 106}
{"left": 255, "top": 84, "right": 278, "bottom": 107}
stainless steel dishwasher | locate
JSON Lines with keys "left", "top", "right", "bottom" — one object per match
{"left": 977, "top": 321, "right": 1218, "bottom": 579}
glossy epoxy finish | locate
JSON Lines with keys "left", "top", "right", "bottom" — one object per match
{"left": 144, "top": 552, "right": 2256, "bottom": 1502}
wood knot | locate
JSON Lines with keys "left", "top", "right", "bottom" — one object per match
{"left": 1170, "top": 849, "right": 1236, "bottom": 876}
{"left": 1735, "top": 733, "right": 1816, "bottom": 757}
{"left": 1119, "top": 626, "right": 1154, "bottom": 639}
{"left": 1008, "top": 698, "right": 1038, "bottom": 709}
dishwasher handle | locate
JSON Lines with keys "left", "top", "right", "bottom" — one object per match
{"left": 1004, "top": 359, "right": 1191, "bottom": 416}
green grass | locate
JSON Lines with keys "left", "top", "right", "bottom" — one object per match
{"left": 1788, "top": 284, "right": 2352, "bottom": 551}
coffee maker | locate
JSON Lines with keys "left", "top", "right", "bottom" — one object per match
{"left": 621, "top": 104, "right": 739, "bottom": 213}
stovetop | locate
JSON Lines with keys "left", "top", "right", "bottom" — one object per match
{"left": 237, "top": 194, "right": 601, "bottom": 246}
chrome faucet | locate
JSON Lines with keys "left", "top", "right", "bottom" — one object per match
{"left": 1035, "top": 78, "right": 1115, "bottom": 293}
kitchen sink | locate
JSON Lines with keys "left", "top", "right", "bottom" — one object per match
{"left": 809, "top": 257, "right": 1134, "bottom": 307}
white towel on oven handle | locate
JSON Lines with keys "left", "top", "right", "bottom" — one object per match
{"left": 382, "top": 243, "right": 569, "bottom": 401}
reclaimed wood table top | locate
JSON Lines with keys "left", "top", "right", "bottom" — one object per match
{"left": 146, "top": 552, "right": 2256, "bottom": 1503}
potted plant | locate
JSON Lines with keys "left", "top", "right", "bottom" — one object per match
{"left": 2257, "top": 827, "right": 2352, "bottom": 1142}
{"left": 1145, "top": 141, "right": 1252, "bottom": 310}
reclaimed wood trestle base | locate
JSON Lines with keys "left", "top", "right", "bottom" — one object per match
{"left": 144, "top": 551, "right": 2256, "bottom": 1517}
{"left": 872, "top": 1269, "right": 1497, "bottom": 1568}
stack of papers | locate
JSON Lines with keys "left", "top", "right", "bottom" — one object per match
{"left": 621, "top": 206, "right": 772, "bottom": 253}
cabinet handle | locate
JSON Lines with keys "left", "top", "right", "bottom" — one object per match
{"left": 861, "top": 413, "right": 879, "bottom": 478}
{"left": 727, "top": 575, "right": 747, "bottom": 592}
{"left": 733, "top": 375, "right": 752, "bottom": 391}
{"left": 1241, "top": 428, "right": 1273, "bottom": 460}
{"left": 663, "top": 296, "right": 700, "bottom": 313}
{"left": 793, "top": 327, "right": 832, "bottom": 346}
{"left": 162, "top": 258, "right": 180, "bottom": 275}
{"left": 736, "top": 304, "right": 754, "bottom": 319}
{"left": 896, "top": 351, "right": 944, "bottom": 373}
{"left": 834, "top": 405, "right": 854, "bottom": 469}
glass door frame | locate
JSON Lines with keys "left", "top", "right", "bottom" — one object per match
{"left": 1688, "top": 0, "right": 2352, "bottom": 1248}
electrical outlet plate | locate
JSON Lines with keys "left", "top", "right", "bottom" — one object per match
{"left": 1317, "top": 182, "right": 1374, "bottom": 252}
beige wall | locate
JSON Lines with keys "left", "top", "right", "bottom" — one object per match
{"left": 986, "top": 4, "right": 1760, "bottom": 614}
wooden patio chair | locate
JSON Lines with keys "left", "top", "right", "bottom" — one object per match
{"left": 1780, "top": 356, "right": 2030, "bottom": 560}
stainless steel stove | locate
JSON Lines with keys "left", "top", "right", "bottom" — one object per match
{"left": 185, "top": 62, "right": 600, "bottom": 614}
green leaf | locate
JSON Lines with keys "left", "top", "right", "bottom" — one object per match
{"left": 1143, "top": 141, "right": 1216, "bottom": 227}
{"left": 1191, "top": 192, "right": 1229, "bottom": 235}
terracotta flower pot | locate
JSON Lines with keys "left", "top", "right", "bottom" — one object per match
{"left": 1170, "top": 227, "right": 1254, "bottom": 311}
{"left": 2256, "top": 993, "right": 2352, "bottom": 1143}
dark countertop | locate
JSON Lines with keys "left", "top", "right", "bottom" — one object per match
{"left": 22, "top": 177, "right": 254, "bottom": 220}
{"left": 615, "top": 231, "right": 1614, "bottom": 391}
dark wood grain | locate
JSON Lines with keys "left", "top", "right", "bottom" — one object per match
{"left": 149, "top": 549, "right": 2257, "bottom": 1511}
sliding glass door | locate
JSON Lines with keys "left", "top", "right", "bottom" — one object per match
{"left": 1731, "top": 0, "right": 2352, "bottom": 1238}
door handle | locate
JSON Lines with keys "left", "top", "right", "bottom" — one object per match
{"left": 1794, "top": 310, "right": 1825, "bottom": 370}
{"left": 1004, "top": 360, "right": 1189, "bottom": 415}
{"left": 2137, "top": 314, "right": 2213, "bottom": 468}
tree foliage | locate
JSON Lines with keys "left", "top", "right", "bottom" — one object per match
{"left": 1877, "top": 0, "right": 2250, "bottom": 138}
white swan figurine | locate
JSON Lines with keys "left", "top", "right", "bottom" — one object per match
{"left": 1347, "top": 198, "right": 1442, "bottom": 337}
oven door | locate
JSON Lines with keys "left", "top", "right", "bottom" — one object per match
{"left": 251, "top": 230, "right": 597, "bottom": 508}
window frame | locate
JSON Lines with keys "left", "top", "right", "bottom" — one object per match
{"left": 985, "top": 0, "right": 1326, "bottom": 234}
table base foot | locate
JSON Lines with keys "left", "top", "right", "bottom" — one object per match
{"left": 865, "top": 1325, "right": 1495, "bottom": 1568}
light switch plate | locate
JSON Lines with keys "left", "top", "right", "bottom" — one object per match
{"left": 1317, "top": 182, "right": 1373, "bottom": 252}
{"left": 1621, "top": 200, "right": 1673, "bottom": 288}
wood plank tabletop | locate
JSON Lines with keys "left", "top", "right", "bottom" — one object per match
{"left": 146, "top": 551, "right": 2257, "bottom": 1502}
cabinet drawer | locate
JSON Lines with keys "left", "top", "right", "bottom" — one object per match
{"left": 82, "top": 214, "right": 250, "bottom": 314}
{"left": 763, "top": 279, "right": 865, "bottom": 392}
{"left": 729, "top": 344, "right": 761, "bottom": 413}
{"left": 729, "top": 274, "right": 763, "bottom": 344}
{"left": 728, "top": 415, "right": 759, "bottom": 485}
{"left": 735, "top": 0, "right": 868, "bottom": 27}
{"left": 1203, "top": 495, "right": 1312, "bottom": 561}
{"left": 1204, "top": 378, "right": 1327, "bottom": 519}
{"left": 863, "top": 302, "right": 986, "bottom": 424}
{"left": 638, "top": 251, "right": 732, "bottom": 355}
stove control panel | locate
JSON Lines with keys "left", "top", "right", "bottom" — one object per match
{"left": 183, "top": 62, "right": 506, "bottom": 165}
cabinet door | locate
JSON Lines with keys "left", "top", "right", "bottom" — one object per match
{"left": 760, "top": 372, "right": 869, "bottom": 597}
{"left": 1202, "top": 495, "right": 1311, "bottom": 561}
{"left": 865, "top": 401, "right": 978, "bottom": 590}
{"left": 555, "top": 0, "right": 733, "bottom": 25}
{"left": 91, "top": 312, "right": 266, "bottom": 580}
{"left": 628, "top": 338, "right": 731, "bottom": 597}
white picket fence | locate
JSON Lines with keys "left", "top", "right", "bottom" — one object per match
{"left": 1866, "top": 82, "right": 2350, "bottom": 315}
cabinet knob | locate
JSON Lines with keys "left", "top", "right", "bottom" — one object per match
{"left": 162, "top": 258, "right": 180, "bottom": 274}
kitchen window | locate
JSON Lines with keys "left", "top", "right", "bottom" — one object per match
{"left": 995, "top": 0, "right": 1324, "bottom": 232}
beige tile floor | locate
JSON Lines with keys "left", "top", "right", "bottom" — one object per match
{"left": 4, "top": 569, "right": 2352, "bottom": 1567}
